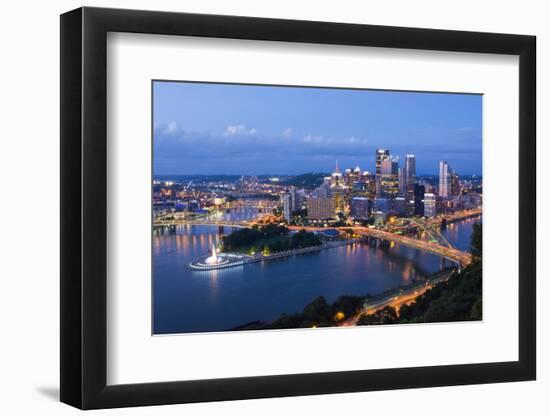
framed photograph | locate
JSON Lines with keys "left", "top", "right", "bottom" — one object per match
{"left": 60, "top": 7, "right": 536, "bottom": 409}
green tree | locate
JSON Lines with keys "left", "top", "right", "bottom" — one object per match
{"left": 302, "top": 296, "right": 331, "bottom": 323}
{"left": 471, "top": 222, "right": 482, "bottom": 259}
{"left": 357, "top": 306, "right": 398, "bottom": 325}
{"left": 331, "top": 295, "right": 364, "bottom": 318}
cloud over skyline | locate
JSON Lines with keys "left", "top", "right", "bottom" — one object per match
{"left": 223, "top": 124, "right": 257, "bottom": 136}
{"left": 153, "top": 81, "right": 482, "bottom": 175}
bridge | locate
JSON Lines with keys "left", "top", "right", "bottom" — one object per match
{"left": 155, "top": 209, "right": 479, "bottom": 268}
{"left": 286, "top": 225, "right": 471, "bottom": 268}
{"left": 408, "top": 217, "right": 453, "bottom": 248}
{"left": 341, "top": 226, "right": 471, "bottom": 268}
{"left": 154, "top": 219, "right": 251, "bottom": 229}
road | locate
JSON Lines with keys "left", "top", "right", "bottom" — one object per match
{"left": 287, "top": 225, "right": 472, "bottom": 267}
{"left": 156, "top": 208, "right": 479, "bottom": 267}
{"left": 339, "top": 269, "right": 455, "bottom": 326}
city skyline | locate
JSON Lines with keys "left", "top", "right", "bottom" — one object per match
{"left": 153, "top": 81, "right": 482, "bottom": 176}
{"left": 152, "top": 81, "right": 483, "bottom": 335}
{"left": 153, "top": 157, "right": 481, "bottom": 179}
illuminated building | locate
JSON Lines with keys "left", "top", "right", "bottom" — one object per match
{"left": 393, "top": 196, "right": 406, "bottom": 216}
{"left": 470, "top": 193, "right": 482, "bottom": 207}
{"left": 313, "top": 184, "right": 329, "bottom": 198}
{"left": 375, "top": 149, "right": 390, "bottom": 196}
{"left": 307, "top": 184, "right": 335, "bottom": 220}
{"left": 398, "top": 167, "right": 406, "bottom": 195}
{"left": 353, "top": 165, "right": 362, "bottom": 178}
{"left": 307, "top": 194, "right": 335, "bottom": 220}
{"left": 374, "top": 211, "right": 387, "bottom": 225}
{"left": 404, "top": 154, "right": 416, "bottom": 191}
{"left": 213, "top": 197, "right": 225, "bottom": 206}
{"left": 362, "top": 171, "right": 376, "bottom": 198}
{"left": 294, "top": 188, "right": 306, "bottom": 211}
{"left": 424, "top": 193, "right": 437, "bottom": 217}
{"left": 380, "top": 156, "right": 399, "bottom": 198}
{"left": 282, "top": 193, "right": 292, "bottom": 222}
{"left": 352, "top": 181, "right": 368, "bottom": 192}
{"left": 289, "top": 186, "right": 299, "bottom": 212}
{"left": 332, "top": 186, "right": 346, "bottom": 215}
{"left": 436, "top": 195, "right": 447, "bottom": 215}
{"left": 374, "top": 197, "right": 390, "bottom": 213}
{"left": 439, "top": 161, "right": 450, "bottom": 198}
{"left": 376, "top": 149, "right": 390, "bottom": 175}
{"left": 330, "top": 160, "right": 344, "bottom": 187}
{"left": 350, "top": 196, "right": 370, "bottom": 219}
{"left": 344, "top": 166, "right": 362, "bottom": 187}
{"left": 403, "top": 154, "right": 416, "bottom": 214}
{"left": 450, "top": 170, "right": 460, "bottom": 196}
{"left": 324, "top": 160, "right": 348, "bottom": 215}
{"left": 344, "top": 168, "right": 352, "bottom": 186}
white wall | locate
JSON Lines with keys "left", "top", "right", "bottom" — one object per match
{"left": 0, "top": 0, "right": 545, "bottom": 415}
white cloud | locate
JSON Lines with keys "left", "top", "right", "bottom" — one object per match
{"left": 303, "top": 134, "right": 323, "bottom": 143}
{"left": 224, "top": 124, "right": 257, "bottom": 136}
{"left": 282, "top": 128, "right": 293, "bottom": 138}
{"left": 164, "top": 121, "right": 179, "bottom": 135}
{"left": 342, "top": 136, "right": 360, "bottom": 144}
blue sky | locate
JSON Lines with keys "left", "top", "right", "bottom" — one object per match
{"left": 153, "top": 81, "right": 482, "bottom": 175}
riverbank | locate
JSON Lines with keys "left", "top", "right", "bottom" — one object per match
{"left": 228, "top": 267, "right": 457, "bottom": 331}
{"left": 188, "top": 238, "right": 363, "bottom": 270}
{"left": 340, "top": 268, "right": 456, "bottom": 326}
{"left": 154, "top": 205, "right": 479, "bottom": 334}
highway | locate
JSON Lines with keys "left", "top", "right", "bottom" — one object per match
{"left": 339, "top": 269, "right": 455, "bottom": 326}
{"left": 287, "top": 225, "right": 472, "bottom": 267}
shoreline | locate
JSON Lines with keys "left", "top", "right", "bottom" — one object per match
{"left": 188, "top": 238, "right": 363, "bottom": 270}
{"left": 228, "top": 267, "right": 457, "bottom": 331}
{"left": 340, "top": 268, "right": 456, "bottom": 326}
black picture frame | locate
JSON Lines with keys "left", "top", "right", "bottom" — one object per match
{"left": 60, "top": 6, "right": 536, "bottom": 410}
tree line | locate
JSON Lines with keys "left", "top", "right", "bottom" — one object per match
{"left": 238, "top": 222, "right": 483, "bottom": 330}
{"left": 222, "top": 224, "right": 322, "bottom": 253}
{"left": 357, "top": 222, "right": 483, "bottom": 325}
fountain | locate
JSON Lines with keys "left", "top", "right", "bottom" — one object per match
{"left": 205, "top": 244, "right": 220, "bottom": 265}
{"left": 188, "top": 243, "right": 251, "bottom": 270}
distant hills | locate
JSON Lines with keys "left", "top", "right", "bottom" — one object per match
{"left": 154, "top": 173, "right": 329, "bottom": 189}
{"left": 278, "top": 172, "right": 328, "bottom": 189}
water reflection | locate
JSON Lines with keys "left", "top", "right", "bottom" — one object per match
{"left": 153, "top": 206, "right": 479, "bottom": 334}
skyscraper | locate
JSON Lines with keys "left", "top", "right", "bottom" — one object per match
{"left": 350, "top": 196, "right": 370, "bottom": 219}
{"left": 332, "top": 186, "right": 346, "bottom": 215}
{"left": 404, "top": 154, "right": 416, "bottom": 192}
{"left": 282, "top": 193, "right": 292, "bottom": 222}
{"left": 439, "top": 161, "right": 450, "bottom": 198}
{"left": 289, "top": 186, "right": 298, "bottom": 212}
{"left": 330, "top": 160, "right": 343, "bottom": 187}
{"left": 375, "top": 149, "right": 390, "bottom": 197}
{"left": 413, "top": 183, "right": 425, "bottom": 216}
{"left": 393, "top": 196, "right": 406, "bottom": 216}
{"left": 380, "top": 157, "right": 393, "bottom": 176}
{"left": 307, "top": 194, "right": 335, "bottom": 220}
{"left": 424, "top": 193, "right": 437, "bottom": 217}
{"left": 379, "top": 156, "right": 399, "bottom": 198}
{"left": 398, "top": 167, "right": 406, "bottom": 195}
{"left": 450, "top": 170, "right": 460, "bottom": 196}
{"left": 375, "top": 149, "right": 390, "bottom": 175}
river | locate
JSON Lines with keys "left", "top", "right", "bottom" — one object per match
{"left": 153, "top": 204, "right": 479, "bottom": 334}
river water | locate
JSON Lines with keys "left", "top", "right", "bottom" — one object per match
{"left": 153, "top": 204, "right": 478, "bottom": 334}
